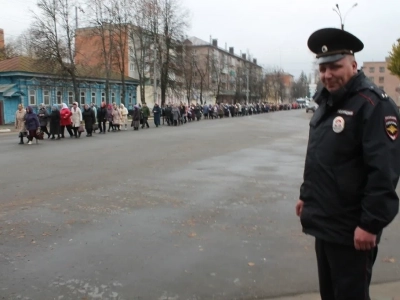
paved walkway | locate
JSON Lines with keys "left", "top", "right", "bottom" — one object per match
{"left": 267, "top": 281, "right": 400, "bottom": 300}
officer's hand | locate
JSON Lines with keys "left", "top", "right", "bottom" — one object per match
{"left": 354, "top": 227, "right": 376, "bottom": 251}
{"left": 295, "top": 200, "right": 304, "bottom": 217}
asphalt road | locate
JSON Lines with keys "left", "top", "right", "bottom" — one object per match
{"left": 0, "top": 110, "right": 399, "bottom": 300}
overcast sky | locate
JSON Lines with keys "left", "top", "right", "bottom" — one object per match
{"left": 1, "top": 0, "right": 399, "bottom": 79}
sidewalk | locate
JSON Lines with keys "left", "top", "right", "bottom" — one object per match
{"left": 267, "top": 281, "right": 400, "bottom": 300}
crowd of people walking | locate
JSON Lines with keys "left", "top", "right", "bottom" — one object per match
{"left": 14, "top": 100, "right": 290, "bottom": 145}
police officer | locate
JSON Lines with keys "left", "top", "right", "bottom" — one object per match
{"left": 296, "top": 28, "right": 400, "bottom": 299}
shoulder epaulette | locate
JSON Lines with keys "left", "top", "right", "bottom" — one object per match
{"left": 367, "top": 85, "right": 389, "bottom": 101}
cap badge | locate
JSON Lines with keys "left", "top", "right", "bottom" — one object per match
{"left": 332, "top": 116, "right": 345, "bottom": 133}
{"left": 322, "top": 45, "right": 328, "bottom": 53}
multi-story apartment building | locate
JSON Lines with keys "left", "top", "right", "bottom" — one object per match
{"left": 75, "top": 24, "right": 263, "bottom": 107}
{"left": 183, "top": 37, "right": 263, "bottom": 104}
{"left": 362, "top": 59, "right": 400, "bottom": 106}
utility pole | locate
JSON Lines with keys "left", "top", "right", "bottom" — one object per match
{"left": 75, "top": 6, "right": 78, "bottom": 28}
{"left": 75, "top": 6, "right": 85, "bottom": 29}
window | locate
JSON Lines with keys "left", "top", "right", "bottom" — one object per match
{"left": 91, "top": 92, "right": 96, "bottom": 103}
{"left": 128, "top": 93, "right": 132, "bottom": 104}
{"left": 29, "top": 90, "right": 36, "bottom": 105}
{"left": 101, "top": 92, "right": 105, "bottom": 102}
{"left": 111, "top": 92, "right": 115, "bottom": 103}
{"left": 379, "top": 77, "right": 384, "bottom": 84}
{"left": 56, "top": 90, "right": 62, "bottom": 104}
{"left": 43, "top": 90, "right": 50, "bottom": 105}
{"left": 369, "top": 67, "right": 375, "bottom": 73}
{"left": 368, "top": 77, "right": 374, "bottom": 82}
{"left": 130, "top": 63, "right": 134, "bottom": 71}
{"left": 68, "top": 91, "right": 74, "bottom": 105}
{"left": 80, "top": 91, "right": 85, "bottom": 105}
{"left": 379, "top": 67, "right": 385, "bottom": 73}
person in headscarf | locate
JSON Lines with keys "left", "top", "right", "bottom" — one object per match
{"left": 24, "top": 106, "right": 40, "bottom": 145}
{"left": 106, "top": 104, "right": 114, "bottom": 132}
{"left": 131, "top": 105, "right": 140, "bottom": 131}
{"left": 15, "top": 103, "right": 26, "bottom": 144}
{"left": 71, "top": 102, "right": 83, "bottom": 138}
{"left": 97, "top": 101, "right": 107, "bottom": 134}
{"left": 38, "top": 103, "right": 50, "bottom": 138}
{"left": 91, "top": 103, "right": 98, "bottom": 133}
{"left": 119, "top": 103, "right": 128, "bottom": 130}
{"left": 49, "top": 104, "right": 61, "bottom": 140}
{"left": 112, "top": 102, "right": 122, "bottom": 131}
{"left": 82, "top": 104, "right": 96, "bottom": 137}
{"left": 153, "top": 103, "right": 161, "bottom": 127}
{"left": 60, "top": 102, "right": 73, "bottom": 138}
{"left": 171, "top": 104, "right": 180, "bottom": 126}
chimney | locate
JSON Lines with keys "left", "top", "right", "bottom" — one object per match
{"left": 229, "top": 47, "right": 234, "bottom": 54}
{"left": 242, "top": 53, "right": 246, "bottom": 60}
{"left": 212, "top": 39, "right": 218, "bottom": 47}
{"left": 253, "top": 58, "right": 257, "bottom": 64}
{"left": 0, "top": 29, "right": 4, "bottom": 50}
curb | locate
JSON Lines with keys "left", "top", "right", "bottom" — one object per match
{"left": 0, "top": 129, "right": 11, "bottom": 133}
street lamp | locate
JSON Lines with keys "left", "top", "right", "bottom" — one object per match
{"left": 332, "top": 3, "right": 358, "bottom": 30}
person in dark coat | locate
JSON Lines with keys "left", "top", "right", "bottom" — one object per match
{"left": 297, "top": 27, "right": 400, "bottom": 299}
{"left": 131, "top": 105, "right": 140, "bottom": 131}
{"left": 153, "top": 103, "right": 161, "bottom": 127}
{"left": 49, "top": 105, "right": 61, "bottom": 140}
{"left": 141, "top": 103, "right": 150, "bottom": 129}
{"left": 24, "top": 106, "right": 40, "bottom": 145}
{"left": 194, "top": 104, "right": 201, "bottom": 121}
{"left": 38, "top": 103, "right": 50, "bottom": 138}
{"left": 82, "top": 104, "right": 96, "bottom": 137}
{"left": 97, "top": 101, "right": 107, "bottom": 134}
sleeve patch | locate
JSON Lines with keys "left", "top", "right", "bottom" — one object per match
{"left": 385, "top": 116, "right": 398, "bottom": 141}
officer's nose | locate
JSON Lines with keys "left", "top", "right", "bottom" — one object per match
{"left": 324, "top": 69, "right": 333, "bottom": 79}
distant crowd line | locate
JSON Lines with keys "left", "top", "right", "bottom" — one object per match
{"left": 13, "top": 101, "right": 304, "bottom": 144}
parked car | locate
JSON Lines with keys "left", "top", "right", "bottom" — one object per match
{"left": 306, "top": 102, "right": 318, "bottom": 113}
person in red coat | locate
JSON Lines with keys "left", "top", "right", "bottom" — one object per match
{"left": 60, "top": 103, "right": 73, "bottom": 138}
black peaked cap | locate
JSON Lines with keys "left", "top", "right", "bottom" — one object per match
{"left": 308, "top": 28, "right": 364, "bottom": 64}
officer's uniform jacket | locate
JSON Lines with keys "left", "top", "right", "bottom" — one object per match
{"left": 300, "top": 72, "right": 400, "bottom": 245}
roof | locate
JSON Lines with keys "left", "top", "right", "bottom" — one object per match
{"left": 0, "top": 83, "right": 25, "bottom": 97}
{"left": 185, "top": 37, "right": 262, "bottom": 68}
{"left": 0, "top": 83, "right": 15, "bottom": 93}
{"left": 187, "top": 36, "right": 210, "bottom": 46}
{"left": 0, "top": 56, "right": 137, "bottom": 82}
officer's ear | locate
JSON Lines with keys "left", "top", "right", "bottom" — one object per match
{"left": 348, "top": 55, "right": 358, "bottom": 72}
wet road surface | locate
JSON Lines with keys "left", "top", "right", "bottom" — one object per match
{"left": 0, "top": 110, "right": 399, "bottom": 300}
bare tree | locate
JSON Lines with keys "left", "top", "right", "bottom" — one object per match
{"left": 210, "top": 51, "right": 226, "bottom": 103}
{"left": 128, "top": 0, "right": 156, "bottom": 104}
{"left": 265, "top": 68, "right": 286, "bottom": 104}
{"left": 84, "top": 0, "right": 116, "bottom": 103}
{"left": 111, "top": 0, "right": 130, "bottom": 104}
{"left": 157, "top": 0, "right": 189, "bottom": 106}
{"left": 193, "top": 52, "right": 208, "bottom": 104}
{"left": 30, "top": 0, "right": 80, "bottom": 102}
{"left": 177, "top": 41, "right": 195, "bottom": 104}
{"left": 15, "top": 30, "right": 36, "bottom": 58}
{"left": 0, "top": 30, "right": 36, "bottom": 60}
{"left": 0, "top": 38, "right": 20, "bottom": 60}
